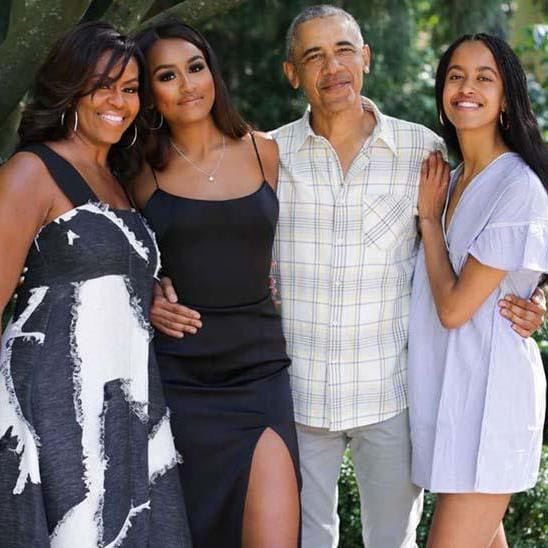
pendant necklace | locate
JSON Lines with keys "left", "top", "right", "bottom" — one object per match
{"left": 170, "top": 136, "right": 226, "bottom": 183}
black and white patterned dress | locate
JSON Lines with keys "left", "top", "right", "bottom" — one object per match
{"left": 0, "top": 144, "right": 191, "bottom": 547}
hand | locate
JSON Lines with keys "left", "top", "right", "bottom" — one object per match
{"left": 498, "top": 287, "right": 546, "bottom": 337}
{"left": 150, "top": 277, "right": 202, "bottom": 338}
{"left": 418, "top": 151, "right": 450, "bottom": 221}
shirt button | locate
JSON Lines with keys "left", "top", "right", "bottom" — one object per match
{"left": 336, "top": 238, "right": 344, "bottom": 245}
{"left": 334, "top": 280, "right": 342, "bottom": 287}
{"left": 331, "top": 321, "right": 338, "bottom": 327}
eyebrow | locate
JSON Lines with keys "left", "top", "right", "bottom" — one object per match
{"left": 152, "top": 55, "right": 205, "bottom": 75}
{"left": 300, "top": 40, "right": 357, "bottom": 59}
{"left": 447, "top": 64, "right": 498, "bottom": 76}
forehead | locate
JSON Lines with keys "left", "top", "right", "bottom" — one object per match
{"left": 93, "top": 51, "right": 139, "bottom": 79}
{"left": 293, "top": 15, "right": 362, "bottom": 53}
{"left": 449, "top": 41, "right": 498, "bottom": 70}
{"left": 147, "top": 38, "right": 204, "bottom": 66}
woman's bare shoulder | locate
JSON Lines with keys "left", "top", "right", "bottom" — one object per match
{"left": 129, "top": 163, "right": 158, "bottom": 210}
{"left": 247, "top": 132, "right": 279, "bottom": 189}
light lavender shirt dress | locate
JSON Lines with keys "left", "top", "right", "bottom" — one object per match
{"left": 408, "top": 152, "right": 548, "bottom": 493}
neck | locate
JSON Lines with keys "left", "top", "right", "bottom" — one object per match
{"left": 69, "top": 134, "right": 111, "bottom": 167}
{"left": 169, "top": 117, "right": 224, "bottom": 158}
{"left": 457, "top": 126, "right": 510, "bottom": 180}
{"left": 310, "top": 99, "right": 375, "bottom": 148}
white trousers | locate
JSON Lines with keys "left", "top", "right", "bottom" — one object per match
{"left": 297, "top": 409, "right": 423, "bottom": 548}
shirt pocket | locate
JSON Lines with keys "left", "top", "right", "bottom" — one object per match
{"left": 362, "top": 193, "right": 415, "bottom": 252}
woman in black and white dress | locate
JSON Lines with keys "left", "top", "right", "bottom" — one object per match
{"left": 0, "top": 22, "right": 190, "bottom": 547}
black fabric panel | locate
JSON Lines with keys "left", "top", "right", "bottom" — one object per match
{"left": 101, "top": 380, "right": 149, "bottom": 546}
{"left": 0, "top": 432, "right": 49, "bottom": 547}
{"left": 149, "top": 468, "right": 193, "bottom": 547}
{"left": 30, "top": 289, "right": 86, "bottom": 534}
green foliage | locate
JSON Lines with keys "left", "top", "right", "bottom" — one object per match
{"left": 338, "top": 446, "right": 548, "bottom": 547}
{"left": 200, "top": 0, "right": 518, "bottom": 133}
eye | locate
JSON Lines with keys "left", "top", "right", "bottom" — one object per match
{"left": 478, "top": 75, "right": 493, "bottom": 82}
{"left": 305, "top": 53, "right": 322, "bottom": 63}
{"left": 447, "top": 73, "right": 463, "bottom": 80}
{"left": 158, "top": 71, "right": 176, "bottom": 82}
{"left": 337, "top": 47, "right": 354, "bottom": 54}
{"left": 189, "top": 62, "right": 206, "bottom": 73}
{"left": 123, "top": 86, "right": 139, "bottom": 94}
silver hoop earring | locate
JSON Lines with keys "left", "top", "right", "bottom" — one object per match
{"left": 60, "top": 110, "right": 78, "bottom": 133}
{"left": 124, "top": 125, "right": 138, "bottom": 148}
{"left": 150, "top": 113, "right": 164, "bottom": 131}
{"left": 438, "top": 112, "right": 445, "bottom": 126}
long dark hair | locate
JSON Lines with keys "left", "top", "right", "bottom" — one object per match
{"left": 435, "top": 33, "right": 548, "bottom": 189}
{"left": 135, "top": 20, "right": 249, "bottom": 171}
{"left": 18, "top": 21, "right": 150, "bottom": 179}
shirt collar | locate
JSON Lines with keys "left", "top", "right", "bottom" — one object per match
{"left": 291, "top": 96, "right": 398, "bottom": 156}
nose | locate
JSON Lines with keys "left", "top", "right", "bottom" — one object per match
{"left": 323, "top": 53, "right": 341, "bottom": 74}
{"left": 178, "top": 73, "right": 194, "bottom": 93}
{"left": 108, "top": 88, "right": 125, "bottom": 108}
{"left": 458, "top": 75, "right": 476, "bottom": 94}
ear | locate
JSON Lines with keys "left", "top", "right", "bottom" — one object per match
{"left": 283, "top": 61, "right": 300, "bottom": 90}
{"left": 362, "top": 44, "right": 371, "bottom": 74}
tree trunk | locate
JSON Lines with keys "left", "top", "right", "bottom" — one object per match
{"left": 140, "top": 0, "right": 247, "bottom": 29}
{"left": 0, "top": 0, "right": 92, "bottom": 124}
{"left": 101, "top": 0, "right": 157, "bottom": 34}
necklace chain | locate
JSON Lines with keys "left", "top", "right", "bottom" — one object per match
{"left": 170, "top": 136, "right": 226, "bottom": 183}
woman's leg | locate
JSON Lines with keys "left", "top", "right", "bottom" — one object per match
{"left": 489, "top": 523, "right": 508, "bottom": 548}
{"left": 427, "top": 493, "right": 510, "bottom": 548}
{"left": 242, "top": 427, "right": 300, "bottom": 548}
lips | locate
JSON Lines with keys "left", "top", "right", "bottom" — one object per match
{"left": 452, "top": 98, "right": 483, "bottom": 109}
{"left": 99, "top": 113, "right": 125, "bottom": 124}
{"left": 319, "top": 78, "right": 351, "bottom": 91}
{"left": 178, "top": 96, "right": 202, "bottom": 105}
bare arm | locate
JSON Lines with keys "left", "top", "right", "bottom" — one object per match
{"left": 251, "top": 132, "right": 279, "bottom": 191}
{"left": 418, "top": 153, "right": 507, "bottom": 329}
{"left": 0, "top": 154, "right": 53, "bottom": 318}
{"left": 150, "top": 277, "right": 202, "bottom": 338}
{"left": 499, "top": 287, "right": 546, "bottom": 337}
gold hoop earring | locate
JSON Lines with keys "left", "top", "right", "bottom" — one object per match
{"left": 499, "top": 111, "right": 510, "bottom": 130}
{"left": 438, "top": 112, "right": 445, "bottom": 127}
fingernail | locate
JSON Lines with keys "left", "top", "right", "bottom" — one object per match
{"left": 501, "top": 309, "right": 510, "bottom": 317}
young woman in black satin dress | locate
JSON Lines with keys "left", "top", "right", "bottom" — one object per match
{"left": 131, "top": 22, "right": 300, "bottom": 548}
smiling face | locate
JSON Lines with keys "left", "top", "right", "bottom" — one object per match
{"left": 442, "top": 40, "right": 506, "bottom": 133}
{"left": 146, "top": 38, "right": 215, "bottom": 128}
{"left": 74, "top": 52, "right": 140, "bottom": 146}
{"left": 284, "top": 15, "right": 370, "bottom": 115}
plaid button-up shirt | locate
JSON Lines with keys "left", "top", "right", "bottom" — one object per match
{"left": 271, "top": 98, "right": 445, "bottom": 430}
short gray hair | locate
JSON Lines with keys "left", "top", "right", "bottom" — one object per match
{"left": 285, "top": 5, "right": 364, "bottom": 61}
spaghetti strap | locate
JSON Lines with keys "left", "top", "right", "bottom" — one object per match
{"left": 21, "top": 143, "right": 99, "bottom": 207}
{"left": 250, "top": 133, "right": 266, "bottom": 182}
{"left": 150, "top": 164, "right": 160, "bottom": 189}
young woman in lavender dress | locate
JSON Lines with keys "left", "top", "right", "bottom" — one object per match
{"left": 408, "top": 34, "right": 547, "bottom": 547}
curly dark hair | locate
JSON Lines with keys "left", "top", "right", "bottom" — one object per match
{"left": 134, "top": 20, "right": 249, "bottom": 171}
{"left": 18, "top": 21, "right": 151, "bottom": 180}
{"left": 435, "top": 33, "right": 548, "bottom": 189}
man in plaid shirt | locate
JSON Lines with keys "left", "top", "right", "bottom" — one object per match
{"left": 152, "top": 5, "right": 545, "bottom": 547}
